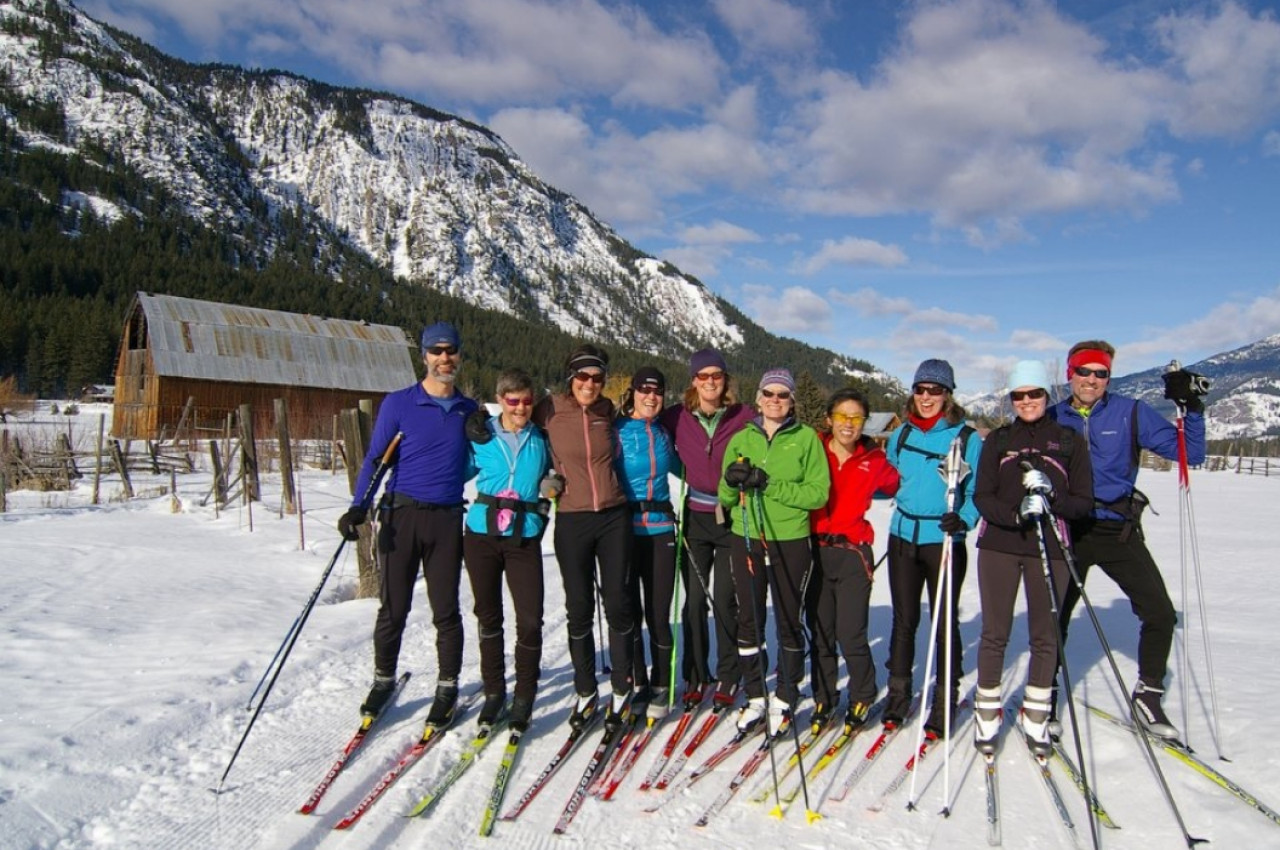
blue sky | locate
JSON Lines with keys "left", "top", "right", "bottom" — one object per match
{"left": 78, "top": 0, "right": 1280, "bottom": 392}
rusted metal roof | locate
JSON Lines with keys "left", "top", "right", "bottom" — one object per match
{"left": 134, "top": 293, "right": 416, "bottom": 391}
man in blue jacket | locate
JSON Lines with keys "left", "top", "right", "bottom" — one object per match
{"left": 338, "top": 321, "right": 478, "bottom": 727}
{"left": 1049, "top": 340, "right": 1207, "bottom": 740}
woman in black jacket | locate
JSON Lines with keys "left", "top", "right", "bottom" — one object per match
{"left": 971, "top": 360, "right": 1093, "bottom": 756}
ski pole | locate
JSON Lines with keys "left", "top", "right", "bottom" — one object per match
{"left": 244, "top": 612, "right": 301, "bottom": 711}
{"left": 1022, "top": 462, "right": 1101, "bottom": 850}
{"left": 668, "top": 476, "right": 687, "bottom": 710}
{"left": 907, "top": 434, "right": 966, "bottom": 811}
{"left": 593, "top": 571, "right": 611, "bottom": 676}
{"left": 1171, "top": 393, "right": 1225, "bottom": 759}
{"left": 215, "top": 432, "right": 402, "bottom": 793}
{"left": 737, "top": 471, "right": 785, "bottom": 812}
{"left": 1043, "top": 507, "right": 1207, "bottom": 847}
{"left": 767, "top": 497, "right": 819, "bottom": 823}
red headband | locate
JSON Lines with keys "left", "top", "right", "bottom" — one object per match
{"left": 1067, "top": 348, "right": 1113, "bottom": 379}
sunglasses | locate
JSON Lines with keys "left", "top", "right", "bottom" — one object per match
{"left": 1010, "top": 388, "right": 1048, "bottom": 402}
{"left": 426, "top": 345, "right": 458, "bottom": 357}
{"left": 634, "top": 386, "right": 663, "bottom": 396}
{"left": 1072, "top": 366, "right": 1110, "bottom": 379}
{"left": 913, "top": 384, "right": 947, "bottom": 396}
{"left": 502, "top": 396, "right": 534, "bottom": 407}
{"left": 694, "top": 370, "right": 726, "bottom": 383}
{"left": 572, "top": 371, "right": 606, "bottom": 384}
{"left": 760, "top": 389, "right": 792, "bottom": 400}
{"left": 831, "top": 413, "right": 867, "bottom": 426}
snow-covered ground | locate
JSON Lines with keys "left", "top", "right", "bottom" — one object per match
{"left": 3, "top": 406, "right": 1279, "bottom": 850}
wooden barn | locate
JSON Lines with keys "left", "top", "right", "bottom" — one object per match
{"left": 112, "top": 293, "right": 417, "bottom": 440}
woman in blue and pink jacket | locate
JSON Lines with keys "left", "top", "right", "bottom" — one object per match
{"left": 616, "top": 367, "right": 680, "bottom": 719}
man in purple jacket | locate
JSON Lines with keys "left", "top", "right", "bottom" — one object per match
{"left": 660, "top": 349, "right": 753, "bottom": 709}
{"left": 339, "top": 321, "right": 478, "bottom": 727}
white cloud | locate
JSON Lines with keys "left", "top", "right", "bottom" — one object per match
{"left": 88, "top": 0, "right": 724, "bottom": 109}
{"left": 1156, "top": 1, "right": 1280, "bottom": 138}
{"left": 711, "top": 0, "right": 818, "bottom": 56}
{"left": 828, "top": 287, "right": 996, "bottom": 333}
{"left": 786, "top": 0, "right": 1188, "bottom": 228}
{"left": 798, "top": 236, "right": 908, "bottom": 274}
{"left": 1121, "top": 285, "right": 1280, "bottom": 363}
{"left": 829, "top": 286, "right": 914, "bottom": 318}
{"left": 1008, "top": 328, "right": 1069, "bottom": 352}
{"left": 678, "top": 220, "right": 762, "bottom": 245}
{"left": 1264, "top": 130, "right": 1280, "bottom": 157}
{"left": 742, "top": 284, "right": 833, "bottom": 333}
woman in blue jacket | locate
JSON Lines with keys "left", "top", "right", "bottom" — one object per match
{"left": 884, "top": 359, "right": 983, "bottom": 737}
{"left": 463, "top": 369, "right": 552, "bottom": 732}
{"left": 616, "top": 367, "right": 680, "bottom": 721}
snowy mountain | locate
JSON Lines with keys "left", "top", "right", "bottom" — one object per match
{"left": 0, "top": 0, "right": 887, "bottom": 382}
{"left": 962, "top": 333, "right": 1280, "bottom": 440}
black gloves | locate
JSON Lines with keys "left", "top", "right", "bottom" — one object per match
{"left": 724, "top": 459, "right": 752, "bottom": 488}
{"left": 1162, "top": 368, "right": 1209, "bottom": 414}
{"left": 939, "top": 512, "right": 966, "bottom": 534}
{"left": 744, "top": 467, "right": 768, "bottom": 490}
{"left": 539, "top": 471, "right": 565, "bottom": 500}
{"left": 338, "top": 506, "right": 367, "bottom": 541}
{"left": 725, "top": 459, "right": 768, "bottom": 490}
{"left": 465, "top": 409, "right": 493, "bottom": 443}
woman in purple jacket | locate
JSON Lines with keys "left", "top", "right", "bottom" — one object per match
{"left": 659, "top": 349, "right": 753, "bottom": 710}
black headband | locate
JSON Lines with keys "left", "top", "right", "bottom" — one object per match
{"left": 567, "top": 354, "right": 607, "bottom": 374}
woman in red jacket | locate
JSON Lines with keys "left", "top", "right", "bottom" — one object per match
{"left": 808, "top": 389, "right": 900, "bottom": 729}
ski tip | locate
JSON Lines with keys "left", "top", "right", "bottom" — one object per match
{"left": 769, "top": 805, "right": 784, "bottom": 819}
{"left": 805, "top": 809, "right": 822, "bottom": 824}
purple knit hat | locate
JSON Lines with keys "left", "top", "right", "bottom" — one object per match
{"left": 758, "top": 368, "right": 796, "bottom": 394}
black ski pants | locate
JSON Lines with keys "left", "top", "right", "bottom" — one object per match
{"left": 680, "top": 510, "right": 741, "bottom": 690}
{"left": 373, "top": 504, "right": 464, "bottom": 680}
{"left": 554, "top": 505, "right": 635, "bottom": 696}
{"left": 976, "top": 548, "right": 1067, "bottom": 691}
{"left": 463, "top": 531, "right": 544, "bottom": 702}
{"left": 629, "top": 530, "right": 678, "bottom": 693}
{"left": 807, "top": 542, "right": 878, "bottom": 709}
{"left": 1057, "top": 519, "right": 1177, "bottom": 686}
{"left": 732, "top": 535, "right": 812, "bottom": 706}
{"left": 885, "top": 535, "right": 966, "bottom": 705}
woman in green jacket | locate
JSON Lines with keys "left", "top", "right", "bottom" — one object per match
{"left": 719, "top": 369, "right": 830, "bottom": 736}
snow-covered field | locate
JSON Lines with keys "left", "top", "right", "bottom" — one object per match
{"left": 3, "top": 405, "right": 1279, "bottom": 849}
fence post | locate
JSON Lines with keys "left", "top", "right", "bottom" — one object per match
{"left": 340, "top": 406, "right": 378, "bottom": 599}
{"left": 274, "top": 398, "right": 296, "bottom": 516}
{"left": 92, "top": 413, "right": 104, "bottom": 505}
{"left": 238, "top": 403, "right": 259, "bottom": 502}
{"left": 110, "top": 439, "right": 134, "bottom": 499}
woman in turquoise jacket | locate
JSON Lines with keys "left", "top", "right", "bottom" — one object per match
{"left": 883, "top": 359, "right": 983, "bottom": 738}
{"left": 718, "top": 368, "right": 830, "bottom": 737}
{"left": 463, "top": 369, "right": 552, "bottom": 732}
{"left": 615, "top": 367, "right": 680, "bottom": 720}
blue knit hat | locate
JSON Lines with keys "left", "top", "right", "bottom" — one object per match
{"left": 758, "top": 368, "right": 796, "bottom": 394}
{"left": 912, "top": 358, "right": 955, "bottom": 391}
{"left": 420, "top": 321, "right": 461, "bottom": 352}
{"left": 1008, "top": 359, "right": 1050, "bottom": 392}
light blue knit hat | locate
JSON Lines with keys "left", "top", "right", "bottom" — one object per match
{"left": 1008, "top": 359, "right": 1050, "bottom": 392}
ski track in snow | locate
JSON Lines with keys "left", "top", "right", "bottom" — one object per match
{"left": 2, "top": 410, "right": 1279, "bottom": 849}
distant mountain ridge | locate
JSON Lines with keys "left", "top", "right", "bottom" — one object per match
{"left": 962, "top": 333, "right": 1280, "bottom": 440}
{"left": 0, "top": 0, "right": 899, "bottom": 395}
